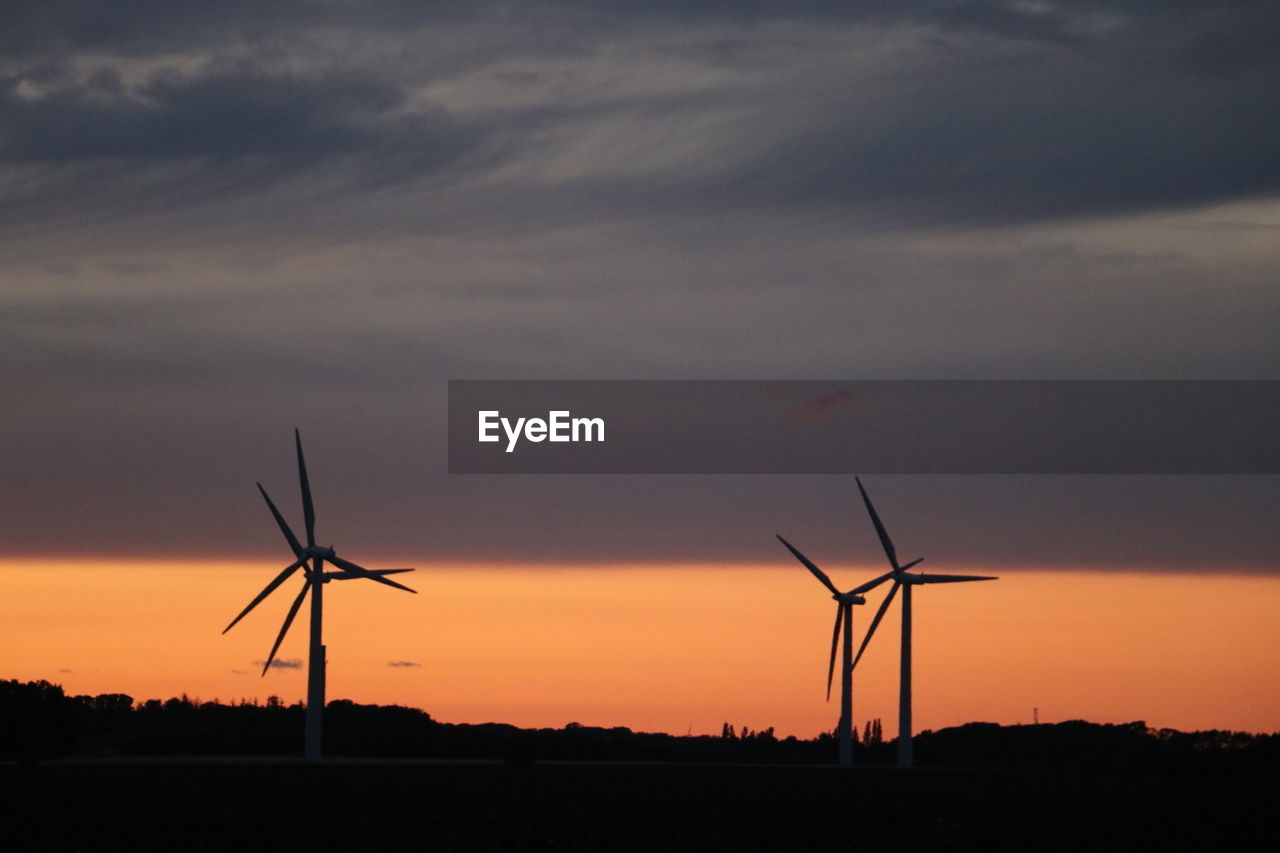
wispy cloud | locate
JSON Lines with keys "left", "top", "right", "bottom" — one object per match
{"left": 786, "top": 389, "right": 867, "bottom": 424}
{"left": 387, "top": 660, "right": 422, "bottom": 668}
{"left": 254, "top": 658, "right": 303, "bottom": 670}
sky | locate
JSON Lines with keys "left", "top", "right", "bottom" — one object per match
{"left": 1, "top": 2, "right": 1277, "bottom": 735}
{"left": 6, "top": 561, "right": 1280, "bottom": 736}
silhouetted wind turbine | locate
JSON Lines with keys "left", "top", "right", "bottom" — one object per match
{"left": 777, "top": 534, "right": 893, "bottom": 767}
{"left": 223, "top": 430, "right": 417, "bottom": 759}
{"left": 850, "top": 476, "right": 996, "bottom": 768}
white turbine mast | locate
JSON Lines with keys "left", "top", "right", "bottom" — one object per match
{"left": 222, "top": 429, "right": 417, "bottom": 759}
{"left": 850, "top": 476, "right": 996, "bottom": 768}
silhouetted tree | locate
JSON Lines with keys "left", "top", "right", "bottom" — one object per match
{"left": 0, "top": 679, "right": 76, "bottom": 763}
{"left": 9, "top": 678, "right": 1280, "bottom": 769}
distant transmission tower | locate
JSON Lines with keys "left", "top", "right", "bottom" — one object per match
{"left": 1033, "top": 707, "right": 1039, "bottom": 725}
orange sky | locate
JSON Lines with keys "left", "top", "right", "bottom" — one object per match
{"left": 3, "top": 559, "right": 1278, "bottom": 737}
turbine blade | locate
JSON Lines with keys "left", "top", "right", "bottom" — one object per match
{"left": 826, "top": 603, "right": 843, "bottom": 701}
{"left": 295, "top": 429, "right": 315, "bottom": 548}
{"left": 777, "top": 535, "right": 839, "bottom": 595}
{"left": 328, "top": 568, "right": 415, "bottom": 580}
{"left": 258, "top": 484, "right": 304, "bottom": 560}
{"left": 327, "top": 568, "right": 416, "bottom": 581}
{"left": 856, "top": 476, "right": 899, "bottom": 571}
{"left": 261, "top": 578, "right": 310, "bottom": 677}
{"left": 853, "top": 581, "right": 899, "bottom": 670}
{"left": 223, "top": 558, "right": 306, "bottom": 634}
{"left": 850, "top": 570, "right": 895, "bottom": 596}
{"left": 899, "top": 558, "right": 924, "bottom": 571}
{"left": 326, "top": 554, "right": 417, "bottom": 593}
{"left": 915, "top": 573, "right": 998, "bottom": 584}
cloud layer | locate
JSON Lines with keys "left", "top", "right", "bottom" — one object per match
{"left": 1, "top": 2, "right": 1276, "bottom": 570}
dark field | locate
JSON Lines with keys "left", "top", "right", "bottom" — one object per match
{"left": 3, "top": 760, "right": 1272, "bottom": 852}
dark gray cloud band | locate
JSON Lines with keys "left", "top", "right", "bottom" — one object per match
{"left": 1, "top": 1, "right": 1276, "bottom": 225}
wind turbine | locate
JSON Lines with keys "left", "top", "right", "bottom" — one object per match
{"left": 776, "top": 534, "right": 894, "bottom": 767}
{"left": 850, "top": 476, "right": 995, "bottom": 768}
{"left": 223, "top": 429, "right": 417, "bottom": 759}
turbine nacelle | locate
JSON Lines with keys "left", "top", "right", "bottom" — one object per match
{"left": 834, "top": 592, "right": 866, "bottom": 605}
{"left": 303, "top": 544, "right": 336, "bottom": 560}
{"left": 896, "top": 563, "right": 928, "bottom": 584}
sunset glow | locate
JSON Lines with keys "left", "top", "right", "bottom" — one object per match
{"left": 5, "top": 560, "right": 1277, "bottom": 737}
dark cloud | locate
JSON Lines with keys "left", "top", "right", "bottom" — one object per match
{"left": 736, "top": 46, "right": 1280, "bottom": 224}
{"left": 0, "top": 2, "right": 1249, "bottom": 55}
{"left": 0, "top": 2, "right": 1274, "bottom": 226}
{"left": 0, "top": 1, "right": 384, "bottom": 58}
{"left": 1, "top": 67, "right": 402, "bottom": 162}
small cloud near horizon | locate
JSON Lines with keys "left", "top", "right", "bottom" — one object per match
{"left": 57, "top": 667, "right": 73, "bottom": 673}
{"left": 230, "top": 669, "right": 249, "bottom": 675}
{"left": 253, "top": 658, "right": 303, "bottom": 670}
{"left": 388, "top": 660, "right": 422, "bottom": 668}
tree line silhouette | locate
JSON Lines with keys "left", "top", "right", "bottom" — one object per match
{"left": 3, "top": 678, "right": 1276, "bottom": 769}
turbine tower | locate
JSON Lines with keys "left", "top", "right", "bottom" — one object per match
{"left": 850, "top": 476, "right": 995, "bottom": 768}
{"left": 777, "top": 534, "right": 892, "bottom": 767}
{"left": 223, "top": 429, "right": 417, "bottom": 759}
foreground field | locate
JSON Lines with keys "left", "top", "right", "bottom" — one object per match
{"left": 3, "top": 760, "right": 1271, "bottom": 851}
